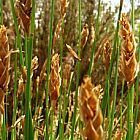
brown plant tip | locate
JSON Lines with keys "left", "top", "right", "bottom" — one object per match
{"left": 103, "top": 39, "right": 112, "bottom": 71}
{"left": 53, "top": 0, "right": 69, "bottom": 48}
{"left": 119, "top": 13, "right": 138, "bottom": 83}
{"left": 79, "top": 77, "right": 104, "bottom": 140}
{"left": 81, "top": 24, "right": 89, "bottom": 49}
{"left": 49, "top": 54, "right": 60, "bottom": 108}
{"left": 60, "top": 0, "right": 69, "bottom": 18}
{"left": 90, "top": 24, "right": 95, "bottom": 45}
{"left": 15, "top": 0, "right": 32, "bottom": 34}
{"left": 31, "top": 56, "right": 39, "bottom": 71}
{"left": 0, "top": 25, "right": 10, "bottom": 114}
{"left": 66, "top": 44, "right": 81, "bottom": 61}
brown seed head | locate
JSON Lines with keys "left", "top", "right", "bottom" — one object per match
{"left": 103, "top": 39, "right": 112, "bottom": 71}
{"left": 0, "top": 25, "right": 10, "bottom": 114}
{"left": 79, "top": 77, "right": 104, "bottom": 140}
{"left": 81, "top": 24, "right": 89, "bottom": 49}
{"left": 119, "top": 13, "right": 138, "bottom": 84}
{"left": 49, "top": 54, "right": 60, "bottom": 108}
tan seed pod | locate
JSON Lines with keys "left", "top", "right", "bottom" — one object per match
{"left": 81, "top": 24, "right": 89, "bottom": 49}
{"left": 103, "top": 39, "right": 112, "bottom": 71}
{"left": 79, "top": 77, "right": 104, "bottom": 140}
{"left": 119, "top": 13, "right": 138, "bottom": 84}
{"left": 15, "top": 0, "right": 31, "bottom": 34}
{"left": 49, "top": 54, "right": 60, "bottom": 109}
{"left": 60, "top": 0, "right": 69, "bottom": 18}
{"left": 66, "top": 44, "right": 81, "bottom": 61}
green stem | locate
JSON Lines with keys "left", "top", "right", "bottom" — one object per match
{"left": 45, "top": 0, "right": 54, "bottom": 139}
{"left": 120, "top": 80, "right": 124, "bottom": 130}
{"left": 70, "top": 0, "right": 81, "bottom": 139}
{"left": 108, "top": 38, "right": 120, "bottom": 140}
{"left": 101, "top": 0, "right": 123, "bottom": 115}
{"left": 10, "top": 0, "right": 24, "bottom": 66}
{"left": 88, "top": 0, "right": 101, "bottom": 76}
{"left": 127, "top": 85, "right": 134, "bottom": 140}
{"left": 24, "top": 0, "right": 35, "bottom": 139}
{"left": 133, "top": 24, "right": 140, "bottom": 138}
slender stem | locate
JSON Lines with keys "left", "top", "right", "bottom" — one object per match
{"left": 58, "top": 20, "right": 64, "bottom": 139}
{"left": 101, "top": 0, "right": 123, "bottom": 115}
{"left": 120, "top": 80, "right": 124, "bottom": 130}
{"left": 133, "top": 24, "right": 140, "bottom": 138}
{"left": 108, "top": 38, "right": 119, "bottom": 140}
{"left": 127, "top": 85, "right": 134, "bottom": 140}
{"left": 10, "top": 0, "right": 24, "bottom": 66}
{"left": 9, "top": 0, "right": 23, "bottom": 139}
{"left": 88, "top": 0, "right": 101, "bottom": 76}
{"left": 24, "top": 0, "right": 35, "bottom": 139}
{"left": 131, "top": 0, "right": 134, "bottom": 30}
{"left": 70, "top": 0, "right": 81, "bottom": 139}
{"left": 11, "top": 37, "right": 18, "bottom": 140}
{"left": 45, "top": 0, "right": 54, "bottom": 139}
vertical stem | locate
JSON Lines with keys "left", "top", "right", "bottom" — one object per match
{"left": 131, "top": 0, "right": 134, "bottom": 30}
{"left": 9, "top": 0, "right": 23, "bottom": 139}
{"left": 70, "top": 0, "right": 81, "bottom": 139}
{"left": 108, "top": 38, "right": 119, "bottom": 140}
{"left": 45, "top": 0, "right": 54, "bottom": 139}
{"left": 120, "top": 80, "right": 124, "bottom": 130}
{"left": 24, "top": 0, "right": 35, "bottom": 139}
{"left": 88, "top": 0, "right": 101, "bottom": 76}
{"left": 101, "top": 0, "right": 123, "bottom": 115}
{"left": 58, "top": 20, "right": 64, "bottom": 139}
{"left": 133, "top": 24, "right": 140, "bottom": 138}
{"left": 127, "top": 85, "right": 134, "bottom": 140}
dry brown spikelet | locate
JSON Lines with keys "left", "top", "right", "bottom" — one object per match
{"left": 0, "top": 25, "right": 10, "bottom": 114}
{"left": 66, "top": 44, "right": 81, "bottom": 61}
{"left": 81, "top": 24, "right": 89, "bottom": 49}
{"left": 103, "top": 39, "right": 112, "bottom": 71}
{"left": 79, "top": 76, "right": 104, "bottom": 140}
{"left": 90, "top": 24, "right": 95, "bottom": 45}
{"left": 15, "top": 0, "right": 32, "bottom": 34}
{"left": 49, "top": 54, "right": 60, "bottom": 109}
{"left": 52, "top": 0, "right": 69, "bottom": 48}
{"left": 62, "top": 53, "right": 74, "bottom": 88}
{"left": 119, "top": 13, "right": 138, "bottom": 84}
{"left": 60, "top": 0, "right": 69, "bottom": 18}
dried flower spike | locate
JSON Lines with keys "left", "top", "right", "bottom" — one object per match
{"left": 103, "top": 39, "right": 112, "bottom": 71}
{"left": 90, "top": 24, "right": 95, "bottom": 45}
{"left": 79, "top": 76, "right": 104, "bottom": 140}
{"left": 49, "top": 54, "right": 60, "bottom": 109}
{"left": 119, "top": 13, "right": 138, "bottom": 84}
{"left": 81, "top": 24, "right": 89, "bottom": 49}
{"left": 52, "top": 0, "right": 69, "bottom": 48}
{"left": 60, "top": 0, "right": 69, "bottom": 18}
{"left": 15, "top": 0, "right": 32, "bottom": 34}
{"left": 0, "top": 25, "right": 10, "bottom": 114}
{"left": 66, "top": 44, "right": 81, "bottom": 61}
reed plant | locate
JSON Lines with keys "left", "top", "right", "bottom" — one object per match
{"left": 0, "top": 0, "right": 139, "bottom": 139}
